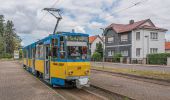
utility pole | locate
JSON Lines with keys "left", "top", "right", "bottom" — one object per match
{"left": 43, "top": 8, "right": 62, "bottom": 34}
{"left": 144, "top": 35, "right": 149, "bottom": 64}
{"left": 100, "top": 28, "right": 105, "bottom": 69}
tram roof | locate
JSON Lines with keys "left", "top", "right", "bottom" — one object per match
{"left": 23, "top": 32, "right": 89, "bottom": 49}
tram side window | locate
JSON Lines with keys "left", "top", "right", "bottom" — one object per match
{"left": 39, "top": 45, "right": 44, "bottom": 58}
{"left": 35, "top": 45, "right": 44, "bottom": 58}
{"left": 36, "top": 46, "right": 40, "bottom": 58}
{"left": 51, "top": 46, "right": 58, "bottom": 58}
{"left": 52, "top": 38, "right": 58, "bottom": 46}
{"left": 51, "top": 38, "right": 58, "bottom": 59}
{"left": 60, "top": 36, "right": 65, "bottom": 59}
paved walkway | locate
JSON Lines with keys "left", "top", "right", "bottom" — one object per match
{"left": 0, "top": 61, "right": 64, "bottom": 100}
{"left": 91, "top": 70, "right": 170, "bottom": 100}
{"left": 91, "top": 62, "right": 170, "bottom": 72}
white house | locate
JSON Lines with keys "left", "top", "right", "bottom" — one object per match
{"left": 89, "top": 35, "right": 103, "bottom": 56}
{"left": 104, "top": 19, "right": 167, "bottom": 63}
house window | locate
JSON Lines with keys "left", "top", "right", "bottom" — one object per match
{"left": 150, "top": 32, "right": 158, "bottom": 40}
{"left": 136, "top": 32, "right": 140, "bottom": 40}
{"left": 108, "top": 50, "right": 114, "bottom": 56}
{"left": 136, "top": 48, "right": 141, "bottom": 57}
{"left": 121, "top": 34, "right": 128, "bottom": 42}
{"left": 150, "top": 48, "right": 158, "bottom": 54}
{"left": 121, "top": 50, "right": 128, "bottom": 56}
{"left": 107, "top": 37, "right": 114, "bottom": 43}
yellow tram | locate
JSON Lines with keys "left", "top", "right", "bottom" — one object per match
{"left": 23, "top": 32, "right": 90, "bottom": 88}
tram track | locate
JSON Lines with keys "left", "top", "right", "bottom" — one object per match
{"left": 22, "top": 66, "right": 132, "bottom": 100}
{"left": 17, "top": 61, "right": 132, "bottom": 100}
{"left": 91, "top": 68, "right": 170, "bottom": 86}
{"left": 40, "top": 77, "right": 132, "bottom": 100}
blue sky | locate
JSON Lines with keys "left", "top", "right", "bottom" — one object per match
{"left": 1, "top": 0, "right": 170, "bottom": 46}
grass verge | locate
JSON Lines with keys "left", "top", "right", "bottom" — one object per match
{"left": 92, "top": 66, "right": 170, "bottom": 80}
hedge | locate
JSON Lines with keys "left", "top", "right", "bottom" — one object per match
{"left": 147, "top": 53, "right": 170, "bottom": 65}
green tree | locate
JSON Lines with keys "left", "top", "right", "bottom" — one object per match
{"left": 4, "top": 20, "right": 21, "bottom": 54}
{"left": 0, "top": 15, "right": 22, "bottom": 58}
{"left": 0, "top": 15, "right": 4, "bottom": 37}
{"left": 0, "top": 15, "right": 5, "bottom": 56}
{"left": 92, "top": 52, "right": 102, "bottom": 61}
{"left": 95, "top": 42, "right": 103, "bottom": 57}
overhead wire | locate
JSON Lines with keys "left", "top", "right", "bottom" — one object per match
{"left": 31, "top": 0, "right": 60, "bottom": 32}
{"left": 57, "top": 0, "right": 149, "bottom": 28}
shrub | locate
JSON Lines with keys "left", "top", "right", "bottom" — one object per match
{"left": 147, "top": 53, "right": 170, "bottom": 65}
{"left": 0, "top": 53, "right": 12, "bottom": 59}
{"left": 113, "top": 53, "right": 122, "bottom": 62}
{"left": 92, "top": 52, "right": 102, "bottom": 61}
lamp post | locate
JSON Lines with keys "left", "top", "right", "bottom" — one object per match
{"left": 100, "top": 28, "right": 105, "bottom": 69}
{"left": 144, "top": 35, "right": 149, "bottom": 64}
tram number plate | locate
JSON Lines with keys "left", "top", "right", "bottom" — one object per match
{"left": 53, "top": 63, "right": 64, "bottom": 66}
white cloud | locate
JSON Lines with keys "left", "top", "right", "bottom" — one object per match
{"left": 1, "top": 0, "right": 170, "bottom": 45}
{"left": 74, "top": 26, "right": 86, "bottom": 33}
{"left": 88, "top": 22, "right": 104, "bottom": 29}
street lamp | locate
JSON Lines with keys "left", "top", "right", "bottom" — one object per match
{"left": 144, "top": 35, "right": 149, "bottom": 64}
{"left": 100, "top": 28, "right": 105, "bottom": 69}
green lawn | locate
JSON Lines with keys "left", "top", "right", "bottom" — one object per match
{"left": 92, "top": 66, "right": 170, "bottom": 80}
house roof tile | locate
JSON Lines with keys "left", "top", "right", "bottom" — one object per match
{"left": 107, "top": 19, "right": 167, "bottom": 33}
{"left": 89, "top": 36, "right": 97, "bottom": 43}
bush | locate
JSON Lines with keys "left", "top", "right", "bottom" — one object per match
{"left": 113, "top": 53, "right": 122, "bottom": 62}
{"left": 0, "top": 53, "right": 12, "bottom": 59}
{"left": 92, "top": 52, "right": 102, "bottom": 61}
{"left": 147, "top": 53, "right": 170, "bottom": 65}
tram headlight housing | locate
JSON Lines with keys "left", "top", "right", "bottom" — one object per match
{"left": 84, "top": 70, "right": 90, "bottom": 75}
{"left": 68, "top": 70, "right": 73, "bottom": 75}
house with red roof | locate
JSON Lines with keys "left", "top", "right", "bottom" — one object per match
{"left": 89, "top": 35, "right": 103, "bottom": 56}
{"left": 165, "top": 42, "right": 170, "bottom": 53}
{"left": 104, "top": 19, "right": 167, "bottom": 63}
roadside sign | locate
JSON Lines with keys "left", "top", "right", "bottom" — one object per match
{"left": 14, "top": 50, "right": 19, "bottom": 59}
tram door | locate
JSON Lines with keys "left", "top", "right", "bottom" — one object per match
{"left": 32, "top": 48, "right": 36, "bottom": 74}
{"left": 26, "top": 50, "right": 28, "bottom": 66}
{"left": 44, "top": 45, "right": 50, "bottom": 80}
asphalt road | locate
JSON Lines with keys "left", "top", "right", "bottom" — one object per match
{"left": 91, "top": 70, "right": 170, "bottom": 100}
{"left": 91, "top": 62, "right": 170, "bottom": 72}
{"left": 0, "top": 61, "right": 64, "bottom": 100}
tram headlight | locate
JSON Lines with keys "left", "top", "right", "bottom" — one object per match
{"left": 84, "top": 70, "right": 90, "bottom": 75}
{"left": 68, "top": 70, "right": 73, "bottom": 75}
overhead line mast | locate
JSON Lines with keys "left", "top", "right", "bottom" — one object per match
{"left": 43, "top": 8, "right": 62, "bottom": 34}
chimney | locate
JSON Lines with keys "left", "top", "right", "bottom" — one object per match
{"left": 129, "top": 20, "right": 134, "bottom": 24}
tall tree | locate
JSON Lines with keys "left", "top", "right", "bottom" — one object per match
{"left": 0, "top": 15, "right": 5, "bottom": 54}
{"left": 95, "top": 42, "right": 103, "bottom": 57}
{"left": 4, "top": 20, "right": 21, "bottom": 54}
{"left": 0, "top": 15, "right": 4, "bottom": 37}
{"left": 0, "top": 15, "right": 22, "bottom": 57}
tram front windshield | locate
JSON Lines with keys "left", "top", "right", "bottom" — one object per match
{"left": 67, "top": 36, "right": 89, "bottom": 60}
